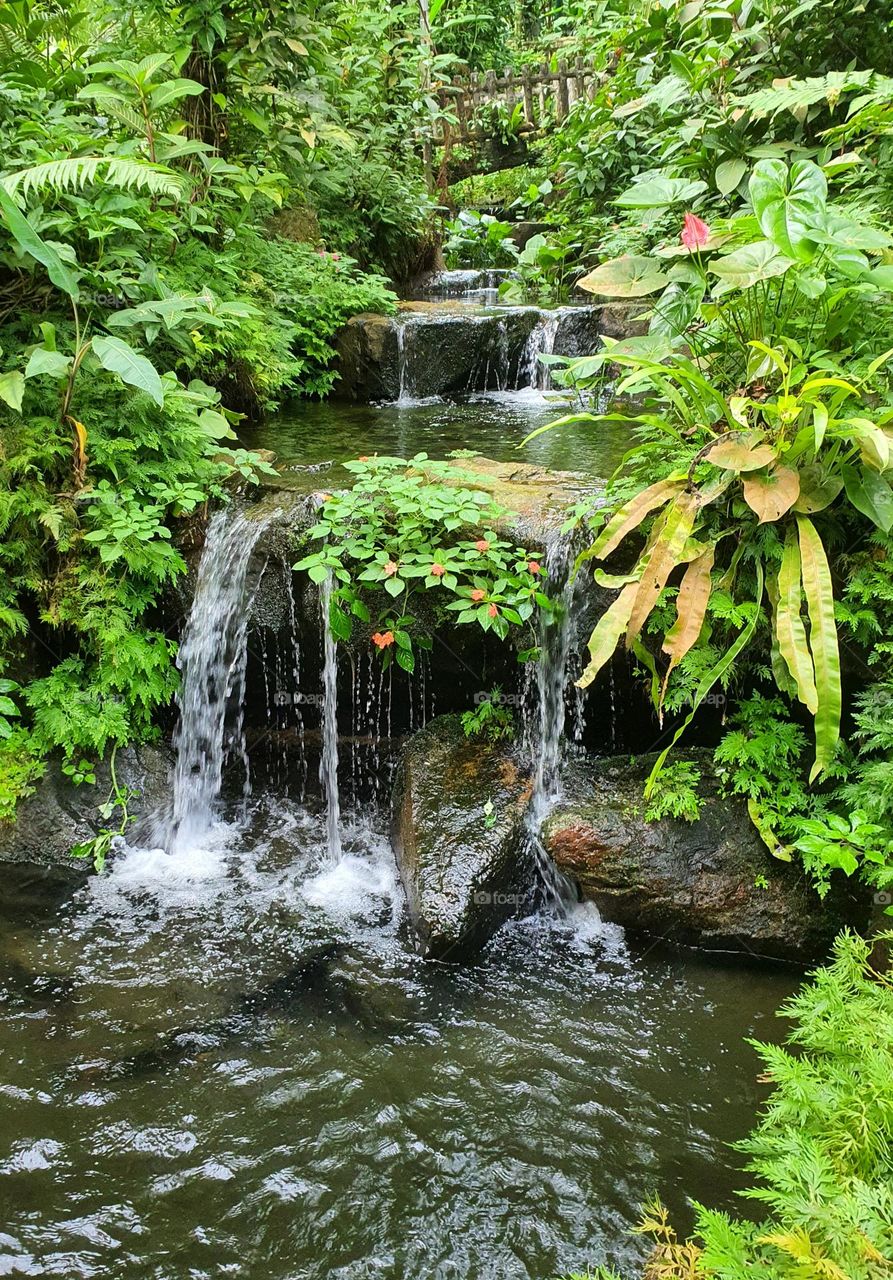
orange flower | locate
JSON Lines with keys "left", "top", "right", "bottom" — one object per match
{"left": 384, "top": 560, "right": 398, "bottom": 577}
{"left": 372, "top": 631, "right": 395, "bottom": 649}
{"left": 475, "top": 539, "right": 489, "bottom": 552}
{"left": 471, "top": 588, "right": 486, "bottom": 602}
{"left": 321, "top": 493, "right": 332, "bottom": 502}
{"left": 430, "top": 563, "right": 445, "bottom": 577}
{"left": 488, "top": 603, "right": 498, "bottom": 618}
{"left": 358, "top": 455, "right": 369, "bottom": 462}
{"left": 528, "top": 560, "right": 541, "bottom": 575}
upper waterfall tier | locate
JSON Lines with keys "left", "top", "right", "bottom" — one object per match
{"left": 333, "top": 300, "right": 602, "bottom": 403}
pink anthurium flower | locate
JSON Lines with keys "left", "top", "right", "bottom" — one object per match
{"left": 681, "top": 212, "right": 710, "bottom": 250}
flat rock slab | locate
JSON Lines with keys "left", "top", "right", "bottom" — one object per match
{"left": 391, "top": 715, "right": 534, "bottom": 960}
{"left": 541, "top": 751, "right": 868, "bottom": 961}
{"left": 417, "top": 454, "right": 599, "bottom": 543}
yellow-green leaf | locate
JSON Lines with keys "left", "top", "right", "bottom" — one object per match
{"left": 588, "top": 477, "right": 685, "bottom": 560}
{"left": 645, "top": 561, "right": 764, "bottom": 796}
{"left": 742, "top": 465, "right": 801, "bottom": 522}
{"left": 576, "top": 582, "right": 639, "bottom": 689}
{"left": 797, "top": 516, "right": 841, "bottom": 781}
{"left": 775, "top": 531, "right": 818, "bottom": 714}
{"left": 660, "top": 545, "right": 715, "bottom": 704}
{"left": 626, "top": 491, "right": 699, "bottom": 645}
{"left": 704, "top": 432, "right": 777, "bottom": 472}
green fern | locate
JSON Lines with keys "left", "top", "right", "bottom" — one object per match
{"left": 1, "top": 156, "right": 187, "bottom": 202}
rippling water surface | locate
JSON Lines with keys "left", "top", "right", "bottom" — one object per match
{"left": 0, "top": 797, "right": 797, "bottom": 1279}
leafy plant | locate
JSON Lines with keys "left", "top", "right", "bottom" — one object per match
{"left": 631, "top": 931, "right": 893, "bottom": 1280}
{"left": 461, "top": 690, "right": 515, "bottom": 741}
{"left": 443, "top": 210, "right": 519, "bottom": 269}
{"left": 294, "top": 454, "right": 552, "bottom": 671}
{"left": 643, "top": 760, "right": 702, "bottom": 823}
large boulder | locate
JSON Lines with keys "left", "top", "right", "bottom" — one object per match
{"left": 332, "top": 312, "right": 400, "bottom": 401}
{"left": 391, "top": 715, "right": 534, "bottom": 959}
{"left": 0, "top": 744, "right": 174, "bottom": 869}
{"left": 541, "top": 752, "right": 868, "bottom": 961}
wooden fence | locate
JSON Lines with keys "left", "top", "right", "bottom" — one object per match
{"left": 428, "top": 57, "right": 602, "bottom": 146}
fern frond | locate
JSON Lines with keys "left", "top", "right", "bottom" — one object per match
{"left": 0, "top": 156, "right": 188, "bottom": 202}
{"left": 737, "top": 71, "right": 890, "bottom": 120}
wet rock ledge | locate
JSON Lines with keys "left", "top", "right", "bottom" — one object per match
{"left": 391, "top": 720, "right": 867, "bottom": 963}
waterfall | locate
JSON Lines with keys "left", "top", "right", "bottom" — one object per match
{"left": 519, "top": 310, "right": 560, "bottom": 391}
{"left": 396, "top": 321, "right": 408, "bottom": 403}
{"left": 164, "top": 505, "right": 277, "bottom": 854}
{"left": 319, "top": 573, "right": 342, "bottom": 862}
{"left": 526, "top": 536, "right": 582, "bottom": 910}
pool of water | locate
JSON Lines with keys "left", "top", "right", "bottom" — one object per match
{"left": 243, "top": 391, "right": 627, "bottom": 488}
{"left": 0, "top": 797, "right": 798, "bottom": 1280}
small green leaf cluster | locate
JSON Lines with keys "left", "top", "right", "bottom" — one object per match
{"left": 461, "top": 690, "right": 515, "bottom": 742}
{"left": 643, "top": 759, "right": 703, "bottom": 823}
{"left": 294, "top": 455, "right": 552, "bottom": 671}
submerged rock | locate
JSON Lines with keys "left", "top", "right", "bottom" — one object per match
{"left": 541, "top": 751, "right": 867, "bottom": 961}
{"left": 0, "top": 744, "right": 174, "bottom": 869}
{"left": 391, "top": 715, "right": 534, "bottom": 960}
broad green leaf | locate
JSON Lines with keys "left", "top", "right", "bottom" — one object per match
{"left": 615, "top": 176, "right": 707, "bottom": 208}
{"left": 0, "top": 370, "right": 25, "bottom": 411}
{"left": 710, "top": 240, "right": 794, "bottom": 293}
{"left": 715, "top": 158, "right": 747, "bottom": 196}
{"left": 792, "top": 465, "right": 842, "bottom": 514}
{"left": 197, "top": 408, "right": 235, "bottom": 439}
{"left": 91, "top": 335, "right": 164, "bottom": 406}
{"left": 25, "top": 348, "right": 71, "bottom": 379}
{"left": 648, "top": 280, "right": 705, "bottom": 341}
{"left": 797, "top": 516, "right": 841, "bottom": 782}
{"left": 0, "top": 185, "right": 79, "bottom": 298}
{"left": 577, "top": 255, "right": 669, "bottom": 298}
{"left": 812, "top": 214, "right": 891, "bottom": 253}
{"left": 587, "top": 476, "right": 686, "bottom": 560}
{"left": 865, "top": 266, "right": 893, "bottom": 291}
{"left": 148, "top": 78, "right": 205, "bottom": 109}
{"left": 775, "top": 531, "right": 817, "bottom": 714}
{"left": 742, "top": 465, "right": 801, "bottom": 523}
{"left": 705, "top": 432, "right": 776, "bottom": 472}
{"left": 576, "top": 583, "right": 639, "bottom": 689}
{"left": 841, "top": 463, "right": 893, "bottom": 532}
{"left": 645, "top": 561, "right": 764, "bottom": 796}
{"left": 748, "top": 158, "right": 827, "bottom": 262}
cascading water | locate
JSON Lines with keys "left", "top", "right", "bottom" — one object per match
{"left": 520, "top": 310, "right": 561, "bottom": 391}
{"left": 526, "top": 535, "right": 586, "bottom": 911}
{"left": 319, "top": 573, "right": 342, "bottom": 862}
{"left": 164, "top": 505, "right": 278, "bottom": 854}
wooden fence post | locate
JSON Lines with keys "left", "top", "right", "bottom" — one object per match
{"left": 522, "top": 66, "right": 535, "bottom": 128}
{"left": 557, "top": 59, "right": 570, "bottom": 120}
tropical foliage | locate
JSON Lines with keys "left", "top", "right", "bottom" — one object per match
{"left": 574, "top": 931, "right": 893, "bottom": 1280}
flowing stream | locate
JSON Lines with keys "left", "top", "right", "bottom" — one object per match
{"left": 0, "top": 284, "right": 801, "bottom": 1280}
